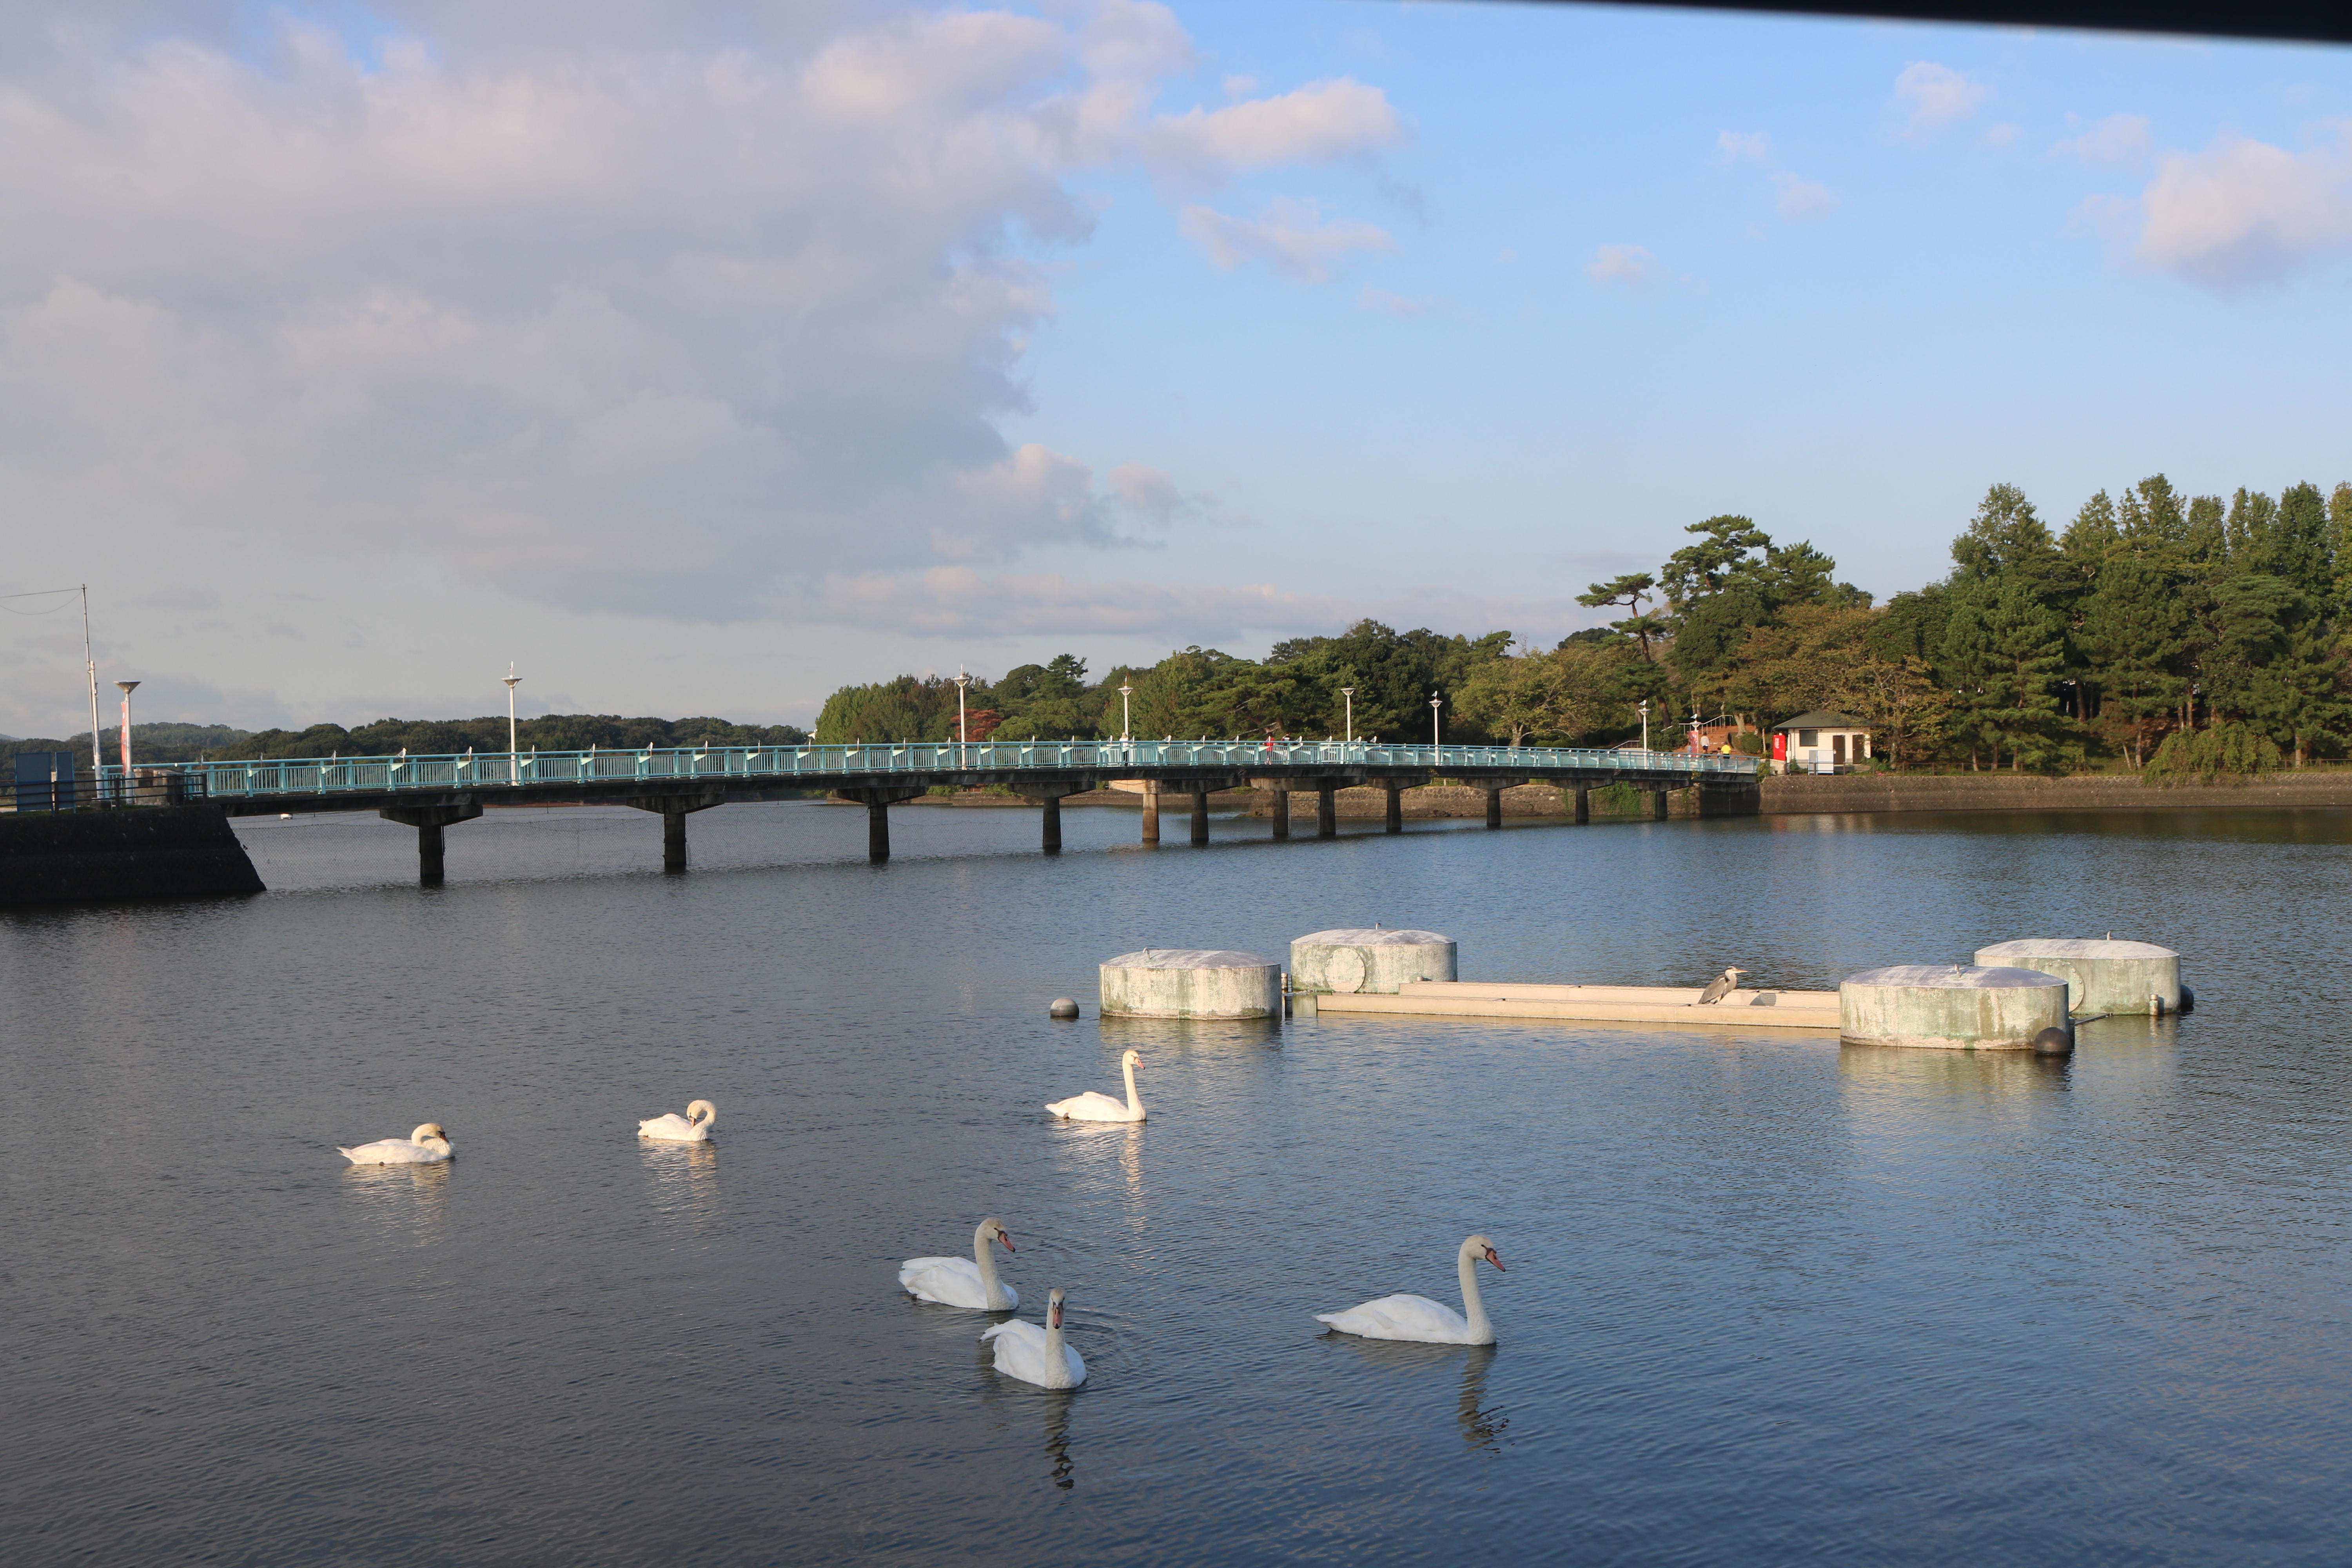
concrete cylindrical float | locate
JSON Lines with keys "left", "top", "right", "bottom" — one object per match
{"left": 1288, "top": 928, "right": 1457, "bottom": 995}
{"left": 1972, "top": 938, "right": 2181, "bottom": 1016}
{"left": 1839, "top": 965, "right": 2070, "bottom": 1049}
{"left": 1099, "top": 949, "right": 1282, "bottom": 1019}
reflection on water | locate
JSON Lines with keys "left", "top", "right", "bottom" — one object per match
{"left": 1837, "top": 1042, "right": 2074, "bottom": 1098}
{"left": 1041, "top": 1392, "right": 1078, "bottom": 1491}
{"left": 639, "top": 1139, "right": 720, "bottom": 1233}
{"left": 1327, "top": 1337, "right": 1509, "bottom": 1457}
{"left": 339, "top": 1160, "right": 450, "bottom": 1246}
{"left": 1456, "top": 1345, "right": 1506, "bottom": 1457}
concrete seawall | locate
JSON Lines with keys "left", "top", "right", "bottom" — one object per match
{"left": 1011, "top": 771, "right": 2352, "bottom": 820}
{"left": 0, "top": 806, "right": 266, "bottom": 906}
{"left": 1760, "top": 771, "right": 2352, "bottom": 814}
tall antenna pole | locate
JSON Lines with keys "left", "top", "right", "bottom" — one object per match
{"left": 82, "top": 585, "right": 101, "bottom": 775}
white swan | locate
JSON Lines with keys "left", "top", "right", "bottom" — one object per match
{"left": 638, "top": 1099, "right": 716, "bottom": 1142}
{"left": 338, "top": 1123, "right": 454, "bottom": 1165}
{"left": 1046, "top": 1049, "right": 1144, "bottom": 1122}
{"left": 1316, "top": 1234, "right": 1504, "bottom": 1345}
{"left": 981, "top": 1287, "right": 1086, "bottom": 1389}
{"left": 900, "top": 1217, "right": 1019, "bottom": 1310}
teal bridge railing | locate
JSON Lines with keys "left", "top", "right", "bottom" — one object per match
{"left": 131, "top": 740, "right": 1757, "bottom": 802}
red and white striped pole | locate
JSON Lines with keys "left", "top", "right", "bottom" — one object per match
{"left": 115, "top": 680, "right": 140, "bottom": 777}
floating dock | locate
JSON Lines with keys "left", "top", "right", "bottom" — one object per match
{"left": 1307, "top": 980, "right": 1842, "bottom": 1030}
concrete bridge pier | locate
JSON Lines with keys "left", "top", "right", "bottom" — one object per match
{"left": 1317, "top": 783, "right": 1338, "bottom": 838}
{"left": 1254, "top": 780, "right": 1290, "bottom": 839}
{"left": 1141, "top": 783, "right": 1161, "bottom": 845}
{"left": 1480, "top": 779, "right": 1525, "bottom": 829}
{"left": 1650, "top": 789, "right": 1670, "bottom": 821}
{"left": 380, "top": 802, "right": 483, "bottom": 886}
{"left": 1022, "top": 786, "right": 1085, "bottom": 853}
{"left": 1191, "top": 788, "right": 1211, "bottom": 844}
{"left": 626, "top": 794, "right": 724, "bottom": 870}
{"left": 1385, "top": 782, "right": 1403, "bottom": 833}
{"left": 1571, "top": 785, "right": 1590, "bottom": 824}
{"left": 832, "top": 787, "right": 929, "bottom": 861}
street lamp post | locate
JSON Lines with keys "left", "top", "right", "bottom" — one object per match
{"left": 503, "top": 665, "right": 521, "bottom": 786}
{"left": 115, "top": 680, "right": 140, "bottom": 779}
{"left": 1428, "top": 691, "right": 1441, "bottom": 750}
{"left": 1639, "top": 698, "right": 1650, "bottom": 752}
{"left": 1118, "top": 681, "right": 1133, "bottom": 748}
{"left": 954, "top": 668, "right": 971, "bottom": 768}
{"left": 1341, "top": 686, "right": 1355, "bottom": 746}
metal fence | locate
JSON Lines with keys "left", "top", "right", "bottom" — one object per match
{"left": 6, "top": 771, "right": 205, "bottom": 812}
{"left": 127, "top": 740, "right": 1753, "bottom": 803}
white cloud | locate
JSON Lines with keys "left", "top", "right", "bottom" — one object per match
{"left": 802, "top": 567, "right": 1348, "bottom": 637}
{"left": 1771, "top": 171, "right": 1840, "bottom": 221}
{"left": 793, "top": 568, "right": 1596, "bottom": 644}
{"left": 1981, "top": 122, "right": 2024, "bottom": 151}
{"left": 2051, "top": 113, "right": 2154, "bottom": 169}
{"left": 1358, "top": 285, "right": 1433, "bottom": 317}
{"left": 1716, "top": 130, "right": 1772, "bottom": 165}
{"left": 0, "top": 2, "right": 1396, "bottom": 626}
{"left": 1144, "top": 77, "right": 1407, "bottom": 187}
{"left": 1587, "top": 243, "right": 1662, "bottom": 287}
{"left": 1179, "top": 198, "right": 1395, "bottom": 281}
{"left": 2132, "top": 127, "right": 2352, "bottom": 288}
{"left": 1893, "top": 62, "right": 1991, "bottom": 142}
{"left": 1104, "top": 461, "right": 1247, "bottom": 526}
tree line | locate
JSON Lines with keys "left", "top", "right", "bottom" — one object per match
{"left": 817, "top": 474, "right": 2352, "bottom": 777}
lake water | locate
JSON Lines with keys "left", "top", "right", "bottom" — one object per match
{"left": 5, "top": 800, "right": 2350, "bottom": 1564}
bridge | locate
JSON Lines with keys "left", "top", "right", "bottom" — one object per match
{"left": 79, "top": 739, "right": 1760, "bottom": 882}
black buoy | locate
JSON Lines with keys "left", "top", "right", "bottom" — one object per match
{"left": 1049, "top": 998, "right": 1080, "bottom": 1020}
{"left": 2032, "top": 1025, "right": 2074, "bottom": 1056}
{"left": 2177, "top": 984, "right": 2195, "bottom": 1014}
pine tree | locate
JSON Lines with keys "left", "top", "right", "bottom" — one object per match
{"left": 2080, "top": 555, "right": 2188, "bottom": 766}
{"left": 1979, "top": 579, "right": 2069, "bottom": 770}
{"left": 2263, "top": 482, "right": 2334, "bottom": 607}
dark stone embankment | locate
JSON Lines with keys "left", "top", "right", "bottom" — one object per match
{"left": 1760, "top": 771, "right": 2352, "bottom": 814}
{"left": 917, "top": 771, "right": 2352, "bottom": 820}
{"left": 0, "top": 806, "right": 266, "bottom": 906}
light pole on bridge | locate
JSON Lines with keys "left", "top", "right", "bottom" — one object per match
{"left": 503, "top": 665, "right": 521, "bottom": 786}
{"left": 1341, "top": 686, "right": 1354, "bottom": 745}
{"left": 115, "top": 680, "right": 140, "bottom": 777}
{"left": 1428, "top": 691, "right": 1441, "bottom": 750}
{"left": 954, "top": 668, "right": 971, "bottom": 768}
{"left": 1118, "top": 681, "right": 1133, "bottom": 749}
{"left": 1638, "top": 698, "right": 1650, "bottom": 753}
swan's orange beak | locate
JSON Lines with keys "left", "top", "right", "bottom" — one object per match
{"left": 1049, "top": 1303, "right": 1062, "bottom": 1328}
{"left": 997, "top": 1232, "right": 1016, "bottom": 1253}
{"left": 1485, "top": 1248, "right": 1505, "bottom": 1272}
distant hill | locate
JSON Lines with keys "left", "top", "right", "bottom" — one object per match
{"left": 1, "top": 723, "right": 256, "bottom": 766}
{"left": 1, "top": 715, "right": 809, "bottom": 767}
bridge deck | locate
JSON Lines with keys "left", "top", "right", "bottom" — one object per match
{"left": 127, "top": 739, "right": 1756, "bottom": 815}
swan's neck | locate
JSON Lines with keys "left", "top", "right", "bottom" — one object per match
{"left": 972, "top": 1225, "right": 1010, "bottom": 1309}
{"left": 693, "top": 1105, "right": 714, "bottom": 1131}
{"left": 1042, "top": 1315, "right": 1072, "bottom": 1388}
{"left": 1458, "top": 1248, "right": 1494, "bottom": 1345}
{"left": 1122, "top": 1058, "right": 1143, "bottom": 1118}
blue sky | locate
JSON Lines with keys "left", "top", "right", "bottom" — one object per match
{"left": 0, "top": 0, "right": 2345, "bottom": 735}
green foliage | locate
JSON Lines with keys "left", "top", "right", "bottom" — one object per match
{"left": 815, "top": 675, "right": 961, "bottom": 743}
{"left": 2143, "top": 721, "right": 2284, "bottom": 786}
{"left": 1589, "top": 782, "right": 1643, "bottom": 815}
